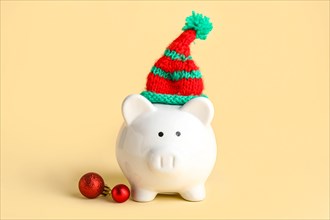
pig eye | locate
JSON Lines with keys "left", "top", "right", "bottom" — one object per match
{"left": 158, "top": 132, "right": 164, "bottom": 137}
{"left": 176, "top": 131, "right": 181, "bottom": 137}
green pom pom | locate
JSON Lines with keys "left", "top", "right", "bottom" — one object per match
{"left": 182, "top": 11, "right": 213, "bottom": 40}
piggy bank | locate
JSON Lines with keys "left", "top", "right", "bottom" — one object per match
{"left": 116, "top": 94, "right": 217, "bottom": 202}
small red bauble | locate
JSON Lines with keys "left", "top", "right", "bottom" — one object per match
{"left": 111, "top": 184, "right": 130, "bottom": 203}
{"left": 78, "top": 172, "right": 105, "bottom": 199}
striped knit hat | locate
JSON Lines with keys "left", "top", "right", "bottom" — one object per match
{"left": 140, "top": 11, "right": 213, "bottom": 105}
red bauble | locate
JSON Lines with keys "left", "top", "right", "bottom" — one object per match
{"left": 111, "top": 184, "right": 130, "bottom": 203}
{"left": 78, "top": 172, "right": 105, "bottom": 199}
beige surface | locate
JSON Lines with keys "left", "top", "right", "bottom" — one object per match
{"left": 1, "top": 1, "right": 329, "bottom": 219}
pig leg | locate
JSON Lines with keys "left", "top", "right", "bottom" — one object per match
{"left": 179, "top": 184, "right": 205, "bottom": 202}
{"left": 132, "top": 186, "right": 157, "bottom": 202}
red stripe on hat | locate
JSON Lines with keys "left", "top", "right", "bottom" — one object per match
{"left": 175, "top": 78, "right": 204, "bottom": 96}
{"left": 146, "top": 73, "right": 176, "bottom": 94}
{"left": 154, "top": 56, "right": 199, "bottom": 73}
{"left": 167, "top": 30, "right": 196, "bottom": 57}
{"left": 146, "top": 73, "right": 204, "bottom": 96}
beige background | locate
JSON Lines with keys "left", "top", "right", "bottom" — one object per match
{"left": 1, "top": 1, "right": 329, "bottom": 219}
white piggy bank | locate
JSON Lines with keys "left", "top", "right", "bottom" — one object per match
{"left": 116, "top": 94, "right": 217, "bottom": 202}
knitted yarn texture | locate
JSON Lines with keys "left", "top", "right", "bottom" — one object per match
{"left": 141, "top": 11, "right": 213, "bottom": 105}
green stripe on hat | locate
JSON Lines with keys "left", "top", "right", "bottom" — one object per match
{"left": 151, "top": 66, "right": 202, "bottom": 81}
{"left": 141, "top": 91, "right": 207, "bottom": 105}
{"left": 164, "top": 49, "right": 192, "bottom": 61}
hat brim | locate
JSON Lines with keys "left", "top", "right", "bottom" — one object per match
{"left": 141, "top": 91, "right": 208, "bottom": 105}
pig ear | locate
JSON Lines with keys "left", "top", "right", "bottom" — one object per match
{"left": 122, "top": 94, "right": 156, "bottom": 125}
{"left": 181, "top": 97, "right": 214, "bottom": 125}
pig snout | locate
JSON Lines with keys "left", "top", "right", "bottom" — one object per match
{"left": 147, "top": 149, "right": 179, "bottom": 173}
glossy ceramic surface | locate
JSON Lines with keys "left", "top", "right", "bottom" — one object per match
{"left": 116, "top": 94, "right": 217, "bottom": 202}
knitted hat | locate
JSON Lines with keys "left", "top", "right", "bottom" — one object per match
{"left": 140, "top": 11, "right": 213, "bottom": 105}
